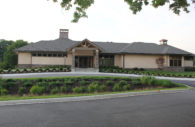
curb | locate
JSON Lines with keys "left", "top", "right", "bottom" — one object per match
{"left": 0, "top": 89, "right": 189, "bottom": 107}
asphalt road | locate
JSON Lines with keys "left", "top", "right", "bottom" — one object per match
{"left": 0, "top": 90, "right": 195, "bottom": 127}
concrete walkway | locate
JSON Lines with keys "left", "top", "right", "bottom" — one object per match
{"left": 1, "top": 72, "right": 195, "bottom": 81}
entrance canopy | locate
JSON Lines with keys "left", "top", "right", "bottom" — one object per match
{"left": 69, "top": 39, "right": 103, "bottom": 71}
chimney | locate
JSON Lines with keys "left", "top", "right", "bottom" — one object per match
{"left": 59, "top": 29, "right": 69, "bottom": 39}
{"left": 159, "top": 39, "right": 168, "bottom": 45}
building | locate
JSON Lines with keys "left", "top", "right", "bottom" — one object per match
{"left": 16, "top": 29, "right": 194, "bottom": 71}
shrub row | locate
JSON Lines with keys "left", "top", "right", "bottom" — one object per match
{"left": 184, "top": 67, "right": 195, "bottom": 72}
{"left": 100, "top": 66, "right": 195, "bottom": 78}
{"left": 0, "top": 65, "right": 71, "bottom": 74}
{"left": 0, "top": 76, "right": 180, "bottom": 96}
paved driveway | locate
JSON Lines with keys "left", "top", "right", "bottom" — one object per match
{"left": 0, "top": 90, "right": 195, "bottom": 127}
{"left": 1, "top": 72, "right": 195, "bottom": 87}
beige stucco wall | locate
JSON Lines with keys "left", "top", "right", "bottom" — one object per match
{"left": 18, "top": 52, "right": 32, "bottom": 64}
{"left": 114, "top": 55, "right": 122, "bottom": 67}
{"left": 32, "top": 57, "right": 65, "bottom": 65}
{"left": 124, "top": 54, "right": 166, "bottom": 69}
{"left": 66, "top": 53, "right": 72, "bottom": 65}
{"left": 163, "top": 55, "right": 169, "bottom": 67}
{"left": 184, "top": 60, "right": 193, "bottom": 67}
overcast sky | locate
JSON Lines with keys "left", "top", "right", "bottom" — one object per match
{"left": 0, "top": 0, "right": 195, "bottom": 53}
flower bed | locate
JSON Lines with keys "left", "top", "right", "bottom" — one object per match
{"left": 0, "top": 65, "right": 71, "bottom": 74}
{"left": 0, "top": 76, "right": 183, "bottom": 96}
{"left": 99, "top": 66, "right": 195, "bottom": 78}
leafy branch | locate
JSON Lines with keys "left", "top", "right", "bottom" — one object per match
{"left": 52, "top": 0, "right": 193, "bottom": 22}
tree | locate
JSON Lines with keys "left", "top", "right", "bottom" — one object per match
{"left": 0, "top": 40, "right": 13, "bottom": 62}
{"left": 52, "top": 0, "right": 195, "bottom": 22}
{"left": 3, "top": 40, "right": 28, "bottom": 69}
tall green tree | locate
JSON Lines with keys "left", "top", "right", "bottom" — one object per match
{"left": 3, "top": 40, "right": 28, "bottom": 69}
{"left": 52, "top": 0, "right": 195, "bottom": 22}
{"left": 0, "top": 40, "right": 13, "bottom": 62}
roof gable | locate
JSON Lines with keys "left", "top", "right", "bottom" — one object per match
{"left": 67, "top": 39, "right": 104, "bottom": 52}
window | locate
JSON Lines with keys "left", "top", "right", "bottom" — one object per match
{"left": 99, "top": 55, "right": 114, "bottom": 66}
{"left": 32, "top": 53, "right": 37, "bottom": 56}
{"left": 170, "top": 56, "right": 182, "bottom": 67}
{"left": 38, "top": 53, "right": 42, "bottom": 56}
{"left": 184, "top": 56, "right": 193, "bottom": 60}
{"left": 48, "top": 54, "right": 52, "bottom": 57}
{"left": 32, "top": 52, "right": 65, "bottom": 57}
{"left": 58, "top": 54, "right": 63, "bottom": 57}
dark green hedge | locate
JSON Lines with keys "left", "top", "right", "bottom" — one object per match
{"left": 0, "top": 65, "right": 71, "bottom": 74}
{"left": 184, "top": 67, "right": 195, "bottom": 72}
{"left": 100, "top": 66, "right": 195, "bottom": 78}
{"left": 0, "top": 76, "right": 180, "bottom": 96}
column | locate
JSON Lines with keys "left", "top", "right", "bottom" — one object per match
{"left": 182, "top": 56, "right": 184, "bottom": 67}
{"left": 72, "top": 49, "right": 75, "bottom": 71}
{"left": 95, "top": 50, "right": 99, "bottom": 70}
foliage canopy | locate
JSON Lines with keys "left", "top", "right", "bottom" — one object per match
{"left": 3, "top": 40, "right": 28, "bottom": 69}
{"left": 53, "top": 0, "right": 195, "bottom": 22}
{"left": 0, "top": 40, "right": 13, "bottom": 62}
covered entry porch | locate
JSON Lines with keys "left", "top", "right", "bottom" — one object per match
{"left": 70, "top": 39, "right": 102, "bottom": 72}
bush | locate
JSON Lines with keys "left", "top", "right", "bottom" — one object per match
{"left": 123, "top": 84, "right": 131, "bottom": 91}
{"left": 31, "top": 68, "right": 35, "bottom": 72}
{"left": 88, "top": 82, "right": 99, "bottom": 93}
{"left": 112, "top": 84, "right": 121, "bottom": 91}
{"left": 119, "top": 80, "right": 128, "bottom": 86}
{"left": 0, "top": 69, "right": 3, "bottom": 73}
{"left": 99, "top": 85, "right": 108, "bottom": 92}
{"left": 3, "top": 81, "right": 18, "bottom": 89}
{"left": 132, "top": 79, "right": 140, "bottom": 85}
{"left": 7, "top": 68, "right": 12, "bottom": 73}
{"left": 73, "top": 86, "right": 86, "bottom": 93}
{"left": 153, "top": 79, "right": 163, "bottom": 86}
{"left": 140, "top": 76, "right": 149, "bottom": 85}
{"left": 0, "top": 88, "right": 8, "bottom": 95}
{"left": 38, "top": 68, "right": 42, "bottom": 72}
{"left": 30, "top": 85, "right": 44, "bottom": 95}
{"left": 147, "top": 77, "right": 156, "bottom": 86}
{"left": 15, "top": 68, "right": 20, "bottom": 72}
{"left": 79, "top": 80, "right": 88, "bottom": 86}
{"left": 23, "top": 68, "right": 27, "bottom": 72}
{"left": 50, "top": 88, "right": 60, "bottom": 94}
{"left": 60, "top": 86, "right": 68, "bottom": 93}
{"left": 185, "top": 67, "right": 195, "bottom": 72}
{"left": 161, "top": 80, "right": 174, "bottom": 88}
{"left": 49, "top": 81, "right": 61, "bottom": 88}
{"left": 140, "top": 76, "right": 156, "bottom": 85}
{"left": 64, "top": 79, "right": 73, "bottom": 85}
{"left": 18, "top": 87, "right": 26, "bottom": 95}
{"left": 23, "top": 80, "right": 33, "bottom": 87}
{"left": 36, "top": 81, "right": 49, "bottom": 92}
{"left": 105, "top": 80, "right": 114, "bottom": 86}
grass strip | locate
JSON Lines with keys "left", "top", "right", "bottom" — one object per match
{"left": 0, "top": 85, "right": 188, "bottom": 101}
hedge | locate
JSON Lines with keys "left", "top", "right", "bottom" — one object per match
{"left": 0, "top": 65, "right": 71, "bottom": 74}
{"left": 0, "top": 76, "right": 182, "bottom": 96}
{"left": 100, "top": 66, "right": 195, "bottom": 78}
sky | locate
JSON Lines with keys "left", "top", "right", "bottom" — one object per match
{"left": 0, "top": 0, "right": 195, "bottom": 53}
